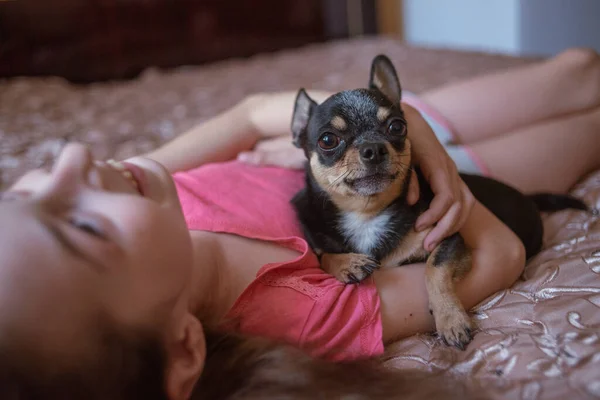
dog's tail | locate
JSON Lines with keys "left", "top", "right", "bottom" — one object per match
{"left": 528, "top": 193, "right": 598, "bottom": 215}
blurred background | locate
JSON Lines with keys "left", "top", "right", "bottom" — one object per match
{"left": 1, "top": 0, "right": 599, "bottom": 83}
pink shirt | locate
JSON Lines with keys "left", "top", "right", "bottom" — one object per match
{"left": 173, "top": 161, "right": 383, "bottom": 361}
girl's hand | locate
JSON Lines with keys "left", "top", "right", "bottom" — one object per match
{"left": 403, "top": 105, "right": 475, "bottom": 252}
{"left": 237, "top": 136, "right": 306, "bottom": 170}
{"left": 406, "top": 153, "right": 475, "bottom": 252}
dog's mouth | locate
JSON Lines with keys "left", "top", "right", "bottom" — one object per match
{"left": 344, "top": 171, "right": 399, "bottom": 196}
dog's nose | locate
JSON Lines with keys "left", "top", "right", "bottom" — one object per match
{"left": 359, "top": 142, "right": 388, "bottom": 165}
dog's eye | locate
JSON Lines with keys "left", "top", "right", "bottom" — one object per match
{"left": 388, "top": 119, "right": 407, "bottom": 136}
{"left": 318, "top": 133, "right": 341, "bottom": 150}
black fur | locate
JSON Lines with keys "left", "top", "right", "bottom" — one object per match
{"left": 459, "top": 173, "right": 545, "bottom": 260}
{"left": 431, "top": 233, "right": 466, "bottom": 268}
{"left": 528, "top": 193, "right": 590, "bottom": 213}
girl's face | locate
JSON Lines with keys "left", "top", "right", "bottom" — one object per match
{"left": 0, "top": 142, "right": 195, "bottom": 360}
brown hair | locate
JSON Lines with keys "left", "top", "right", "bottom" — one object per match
{"left": 0, "top": 324, "right": 168, "bottom": 400}
{"left": 0, "top": 325, "right": 483, "bottom": 400}
{"left": 193, "top": 330, "right": 484, "bottom": 400}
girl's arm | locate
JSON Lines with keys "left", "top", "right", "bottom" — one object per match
{"left": 373, "top": 200, "right": 526, "bottom": 343}
{"left": 143, "top": 91, "right": 332, "bottom": 173}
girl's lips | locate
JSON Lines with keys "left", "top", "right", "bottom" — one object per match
{"left": 121, "top": 161, "right": 146, "bottom": 196}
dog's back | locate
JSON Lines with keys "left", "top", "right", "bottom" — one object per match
{"left": 459, "top": 173, "right": 543, "bottom": 259}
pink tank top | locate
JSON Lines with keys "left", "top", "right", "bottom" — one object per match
{"left": 172, "top": 161, "right": 383, "bottom": 361}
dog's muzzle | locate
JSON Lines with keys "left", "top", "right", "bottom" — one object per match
{"left": 344, "top": 170, "right": 399, "bottom": 196}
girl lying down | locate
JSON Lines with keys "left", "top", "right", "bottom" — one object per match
{"left": 0, "top": 48, "right": 599, "bottom": 399}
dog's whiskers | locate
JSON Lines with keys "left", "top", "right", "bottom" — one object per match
{"left": 328, "top": 170, "right": 352, "bottom": 189}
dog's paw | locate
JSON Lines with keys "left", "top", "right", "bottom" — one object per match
{"left": 434, "top": 307, "right": 474, "bottom": 350}
{"left": 321, "top": 253, "right": 380, "bottom": 284}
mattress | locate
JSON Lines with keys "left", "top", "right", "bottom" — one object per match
{"left": 1, "top": 37, "right": 598, "bottom": 400}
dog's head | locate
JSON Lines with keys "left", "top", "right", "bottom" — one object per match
{"left": 291, "top": 55, "right": 411, "bottom": 214}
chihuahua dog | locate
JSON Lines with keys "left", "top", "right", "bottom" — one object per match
{"left": 290, "top": 55, "right": 590, "bottom": 348}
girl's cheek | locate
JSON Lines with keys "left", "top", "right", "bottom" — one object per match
{"left": 121, "top": 207, "right": 181, "bottom": 246}
{"left": 112, "top": 202, "right": 190, "bottom": 261}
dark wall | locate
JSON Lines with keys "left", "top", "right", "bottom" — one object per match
{"left": 0, "top": 0, "right": 346, "bottom": 83}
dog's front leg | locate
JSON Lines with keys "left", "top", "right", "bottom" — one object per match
{"left": 299, "top": 224, "right": 380, "bottom": 284}
{"left": 425, "top": 233, "right": 474, "bottom": 350}
{"left": 320, "top": 253, "right": 381, "bottom": 284}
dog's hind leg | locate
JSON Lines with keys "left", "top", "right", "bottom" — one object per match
{"left": 425, "top": 233, "right": 474, "bottom": 349}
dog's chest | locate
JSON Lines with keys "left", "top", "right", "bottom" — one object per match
{"left": 338, "top": 211, "right": 393, "bottom": 255}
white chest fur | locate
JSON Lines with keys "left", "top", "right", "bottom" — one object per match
{"left": 339, "top": 211, "right": 392, "bottom": 255}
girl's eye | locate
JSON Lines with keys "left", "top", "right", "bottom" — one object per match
{"left": 388, "top": 119, "right": 407, "bottom": 136}
{"left": 69, "top": 217, "right": 106, "bottom": 239}
{"left": 318, "top": 133, "right": 341, "bottom": 150}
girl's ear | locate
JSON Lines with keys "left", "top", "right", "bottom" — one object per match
{"left": 164, "top": 313, "right": 206, "bottom": 400}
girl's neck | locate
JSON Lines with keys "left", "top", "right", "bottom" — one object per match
{"left": 187, "top": 231, "right": 233, "bottom": 328}
{"left": 186, "top": 229, "right": 302, "bottom": 329}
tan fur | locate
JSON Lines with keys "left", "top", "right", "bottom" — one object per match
{"left": 309, "top": 150, "right": 359, "bottom": 196}
{"left": 330, "top": 115, "right": 348, "bottom": 131}
{"left": 425, "top": 248, "right": 474, "bottom": 348}
{"left": 377, "top": 107, "right": 391, "bottom": 122}
{"left": 451, "top": 252, "right": 472, "bottom": 281}
{"left": 371, "top": 74, "right": 383, "bottom": 90}
{"left": 380, "top": 228, "right": 430, "bottom": 268}
{"left": 321, "top": 253, "right": 380, "bottom": 283}
{"left": 309, "top": 139, "right": 412, "bottom": 215}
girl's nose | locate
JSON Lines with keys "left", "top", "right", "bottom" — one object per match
{"left": 44, "top": 143, "right": 95, "bottom": 198}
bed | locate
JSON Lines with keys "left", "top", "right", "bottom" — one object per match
{"left": 1, "top": 37, "right": 599, "bottom": 400}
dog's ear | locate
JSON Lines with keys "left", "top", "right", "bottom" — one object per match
{"left": 368, "top": 55, "right": 402, "bottom": 105}
{"left": 291, "top": 89, "right": 317, "bottom": 148}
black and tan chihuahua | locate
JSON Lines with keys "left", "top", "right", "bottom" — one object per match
{"left": 290, "top": 55, "right": 591, "bottom": 349}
